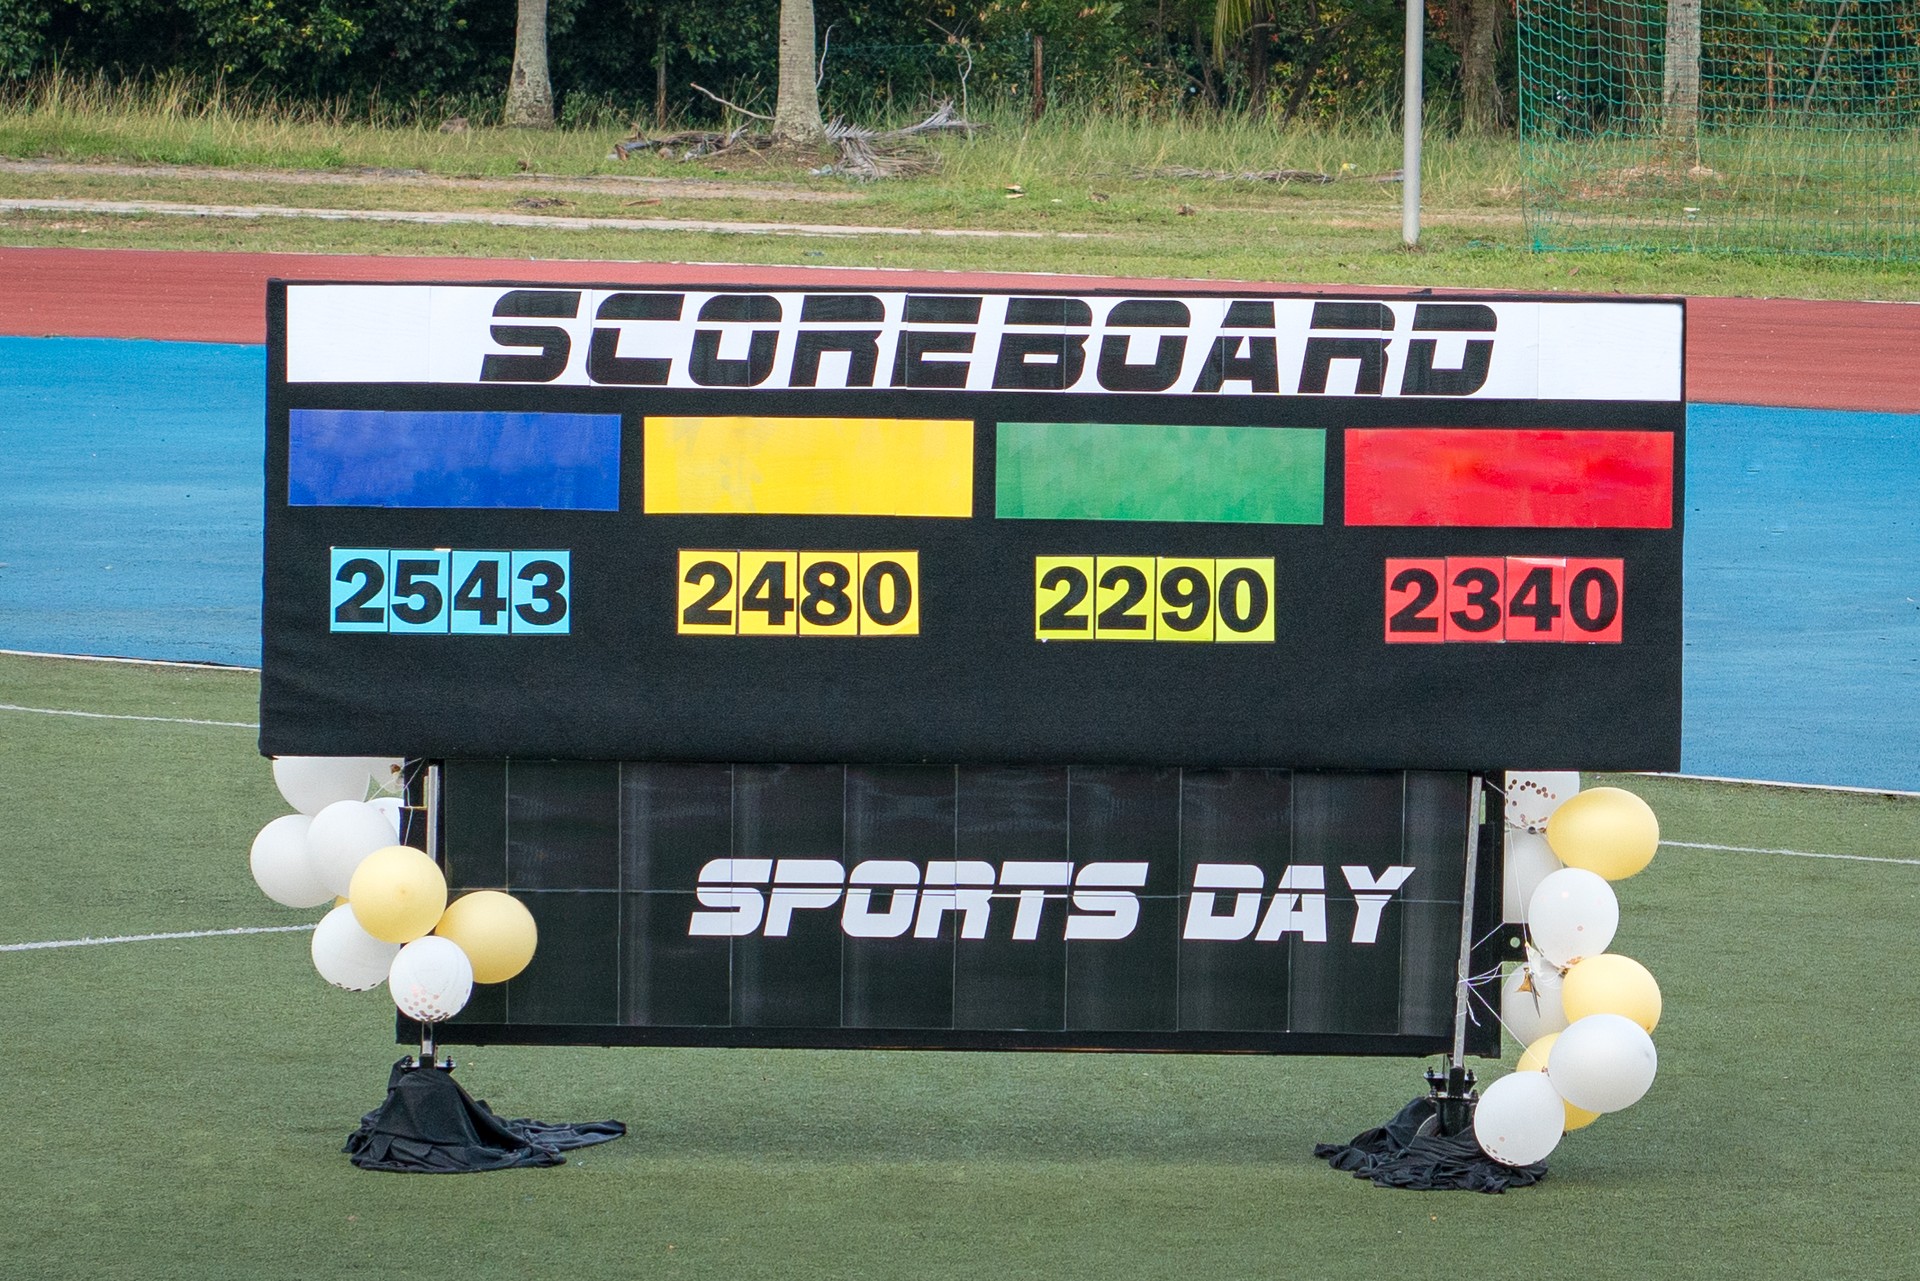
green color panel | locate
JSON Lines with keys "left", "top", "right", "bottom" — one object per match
{"left": 995, "top": 422, "right": 1325, "bottom": 524}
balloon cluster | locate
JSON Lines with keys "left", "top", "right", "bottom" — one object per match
{"left": 247, "top": 756, "right": 538, "bottom": 1026}
{"left": 1477, "top": 777, "right": 1663, "bottom": 1167}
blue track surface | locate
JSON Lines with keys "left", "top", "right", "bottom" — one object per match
{"left": 0, "top": 337, "right": 263, "bottom": 666}
{"left": 1683, "top": 404, "right": 1918, "bottom": 791}
{"left": 3, "top": 337, "right": 1915, "bottom": 790}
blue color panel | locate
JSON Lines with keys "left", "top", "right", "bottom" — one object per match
{"left": 511, "top": 551, "right": 571, "bottom": 635}
{"left": 387, "top": 550, "right": 452, "bottom": 634}
{"left": 288, "top": 410, "right": 621, "bottom": 510}
{"left": 0, "top": 336, "right": 264, "bottom": 666}
{"left": 329, "top": 548, "right": 389, "bottom": 633}
{"left": 450, "top": 551, "right": 513, "bottom": 635}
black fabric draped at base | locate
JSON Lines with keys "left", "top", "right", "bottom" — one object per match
{"left": 1314, "top": 1097, "right": 1546, "bottom": 1193}
{"left": 345, "top": 1060, "right": 627, "bottom": 1173}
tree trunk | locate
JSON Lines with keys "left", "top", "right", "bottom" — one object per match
{"left": 1661, "top": 0, "right": 1701, "bottom": 150}
{"left": 655, "top": 8, "right": 668, "bottom": 130}
{"left": 1195, "top": 19, "right": 1219, "bottom": 112}
{"left": 1248, "top": 20, "right": 1270, "bottom": 117}
{"left": 505, "top": 0, "right": 555, "bottom": 129}
{"left": 1446, "top": 0, "right": 1504, "bottom": 132}
{"left": 772, "top": 0, "right": 825, "bottom": 144}
{"left": 1031, "top": 33, "right": 1046, "bottom": 122}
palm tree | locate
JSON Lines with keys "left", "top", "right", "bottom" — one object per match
{"left": 1213, "top": 0, "right": 1273, "bottom": 117}
{"left": 505, "top": 0, "right": 555, "bottom": 128}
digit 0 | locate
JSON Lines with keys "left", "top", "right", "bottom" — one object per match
{"left": 1213, "top": 559, "right": 1275, "bottom": 643}
{"left": 1565, "top": 559, "right": 1624, "bottom": 643}
{"left": 858, "top": 553, "right": 918, "bottom": 635}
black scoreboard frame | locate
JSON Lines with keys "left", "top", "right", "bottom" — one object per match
{"left": 260, "top": 275, "right": 1682, "bottom": 1062}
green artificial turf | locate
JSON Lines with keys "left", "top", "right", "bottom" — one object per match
{"left": 2, "top": 653, "right": 1917, "bottom": 1279}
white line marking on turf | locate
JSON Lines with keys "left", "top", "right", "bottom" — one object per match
{"left": 0, "top": 924, "right": 315, "bottom": 953}
{"left": 1664, "top": 840, "right": 1920, "bottom": 867}
{"left": 0, "top": 648, "right": 259, "bottom": 672}
{"left": 0, "top": 703, "right": 258, "bottom": 728}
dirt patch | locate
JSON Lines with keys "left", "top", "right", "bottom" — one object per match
{"left": 0, "top": 159, "right": 860, "bottom": 203}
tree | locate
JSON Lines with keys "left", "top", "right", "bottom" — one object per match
{"left": 505, "top": 0, "right": 554, "bottom": 128}
{"left": 772, "top": 0, "right": 824, "bottom": 143}
{"left": 1442, "top": 0, "right": 1505, "bottom": 131}
{"left": 1214, "top": 0, "right": 1274, "bottom": 115}
{"left": 1662, "top": 0, "right": 1702, "bottom": 149}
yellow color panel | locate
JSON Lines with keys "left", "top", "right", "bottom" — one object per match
{"left": 1213, "top": 558, "right": 1276, "bottom": 643}
{"left": 645, "top": 417, "right": 974, "bottom": 517}
{"left": 677, "top": 550, "right": 739, "bottom": 635}
{"left": 1154, "top": 558, "right": 1216, "bottom": 642}
{"left": 798, "top": 553, "right": 861, "bottom": 635}
{"left": 1034, "top": 556, "right": 1094, "bottom": 640}
{"left": 1092, "top": 556, "right": 1155, "bottom": 641}
{"left": 857, "top": 552, "right": 921, "bottom": 636}
{"left": 737, "top": 551, "right": 799, "bottom": 635}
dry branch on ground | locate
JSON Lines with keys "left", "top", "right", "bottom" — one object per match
{"left": 613, "top": 100, "right": 977, "bottom": 180}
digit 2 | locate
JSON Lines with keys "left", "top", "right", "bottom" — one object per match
{"left": 1384, "top": 559, "right": 1444, "bottom": 644}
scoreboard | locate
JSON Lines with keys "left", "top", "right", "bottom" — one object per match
{"left": 261, "top": 277, "right": 1684, "bottom": 1054}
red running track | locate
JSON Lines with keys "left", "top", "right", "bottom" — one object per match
{"left": 4, "top": 246, "right": 1918, "bottom": 412}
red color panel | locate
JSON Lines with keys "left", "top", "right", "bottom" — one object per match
{"left": 1383, "top": 559, "right": 1446, "bottom": 643}
{"left": 1503, "top": 557, "right": 1568, "bottom": 642}
{"left": 1345, "top": 429, "right": 1674, "bottom": 529}
{"left": 1564, "top": 559, "right": 1625, "bottom": 644}
{"left": 1443, "top": 558, "right": 1507, "bottom": 643}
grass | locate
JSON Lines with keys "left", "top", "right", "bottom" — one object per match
{"left": 2, "top": 650, "right": 1919, "bottom": 1279}
{"left": 3, "top": 70, "right": 1919, "bottom": 300}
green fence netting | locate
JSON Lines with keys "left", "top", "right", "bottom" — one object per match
{"left": 1519, "top": 0, "right": 1920, "bottom": 258}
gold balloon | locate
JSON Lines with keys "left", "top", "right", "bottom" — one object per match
{"left": 1545, "top": 786, "right": 1659, "bottom": 880}
{"left": 1514, "top": 1032, "right": 1602, "bottom": 1131}
{"left": 347, "top": 845, "right": 448, "bottom": 944}
{"left": 1562, "top": 953, "right": 1663, "bottom": 1031}
{"left": 434, "top": 890, "right": 539, "bottom": 984}
{"left": 1516, "top": 1032, "right": 1556, "bottom": 1074}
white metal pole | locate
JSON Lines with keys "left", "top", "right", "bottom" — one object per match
{"left": 1403, "top": 0, "right": 1424, "bottom": 246}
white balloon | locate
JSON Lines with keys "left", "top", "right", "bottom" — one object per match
{"left": 311, "top": 902, "right": 401, "bottom": 991}
{"left": 1505, "top": 771, "right": 1581, "bottom": 832}
{"left": 308, "top": 799, "right": 402, "bottom": 898}
{"left": 1500, "top": 952, "right": 1569, "bottom": 1046}
{"left": 273, "top": 756, "right": 385, "bottom": 815}
{"left": 1549, "top": 1013, "right": 1659, "bottom": 1113}
{"left": 1527, "top": 867, "right": 1619, "bottom": 968}
{"left": 249, "top": 814, "right": 332, "bottom": 908}
{"left": 1474, "top": 1071, "right": 1566, "bottom": 1166}
{"left": 389, "top": 936, "right": 475, "bottom": 1024}
{"left": 1502, "top": 829, "right": 1565, "bottom": 923}
{"left": 369, "top": 796, "right": 405, "bottom": 838}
